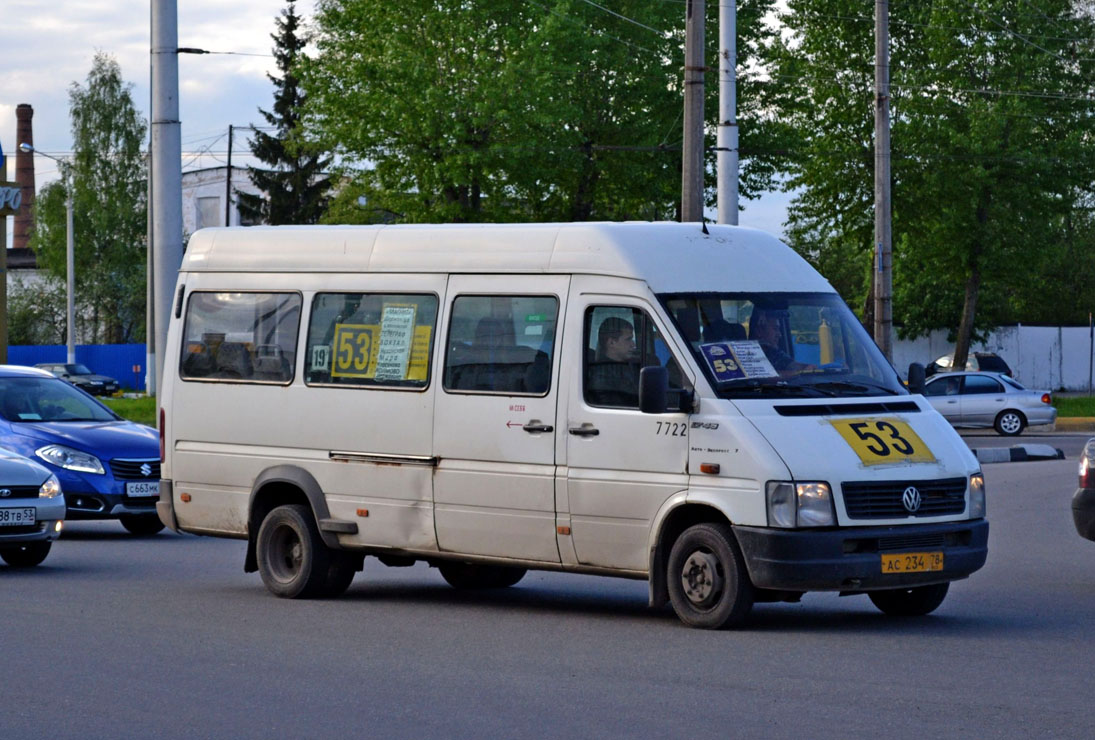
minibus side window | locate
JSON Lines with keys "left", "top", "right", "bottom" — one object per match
{"left": 583, "top": 306, "right": 687, "bottom": 410}
{"left": 443, "top": 295, "right": 558, "bottom": 395}
{"left": 180, "top": 292, "right": 302, "bottom": 384}
{"left": 304, "top": 293, "right": 438, "bottom": 389}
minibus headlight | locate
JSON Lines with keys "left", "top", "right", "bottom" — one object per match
{"left": 766, "top": 482, "right": 796, "bottom": 528}
{"left": 969, "top": 473, "right": 986, "bottom": 519}
{"left": 766, "top": 481, "right": 835, "bottom": 528}
{"left": 796, "top": 482, "right": 835, "bottom": 526}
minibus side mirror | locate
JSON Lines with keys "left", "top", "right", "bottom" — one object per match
{"left": 639, "top": 366, "right": 669, "bottom": 414}
{"left": 907, "top": 362, "right": 926, "bottom": 394}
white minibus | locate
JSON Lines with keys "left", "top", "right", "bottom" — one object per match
{"left": 157, "top": 222, "right": 987, "bottom": 629}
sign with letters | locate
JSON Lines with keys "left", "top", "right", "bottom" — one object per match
{"left": 0, "top": 180, "right": 21, "bottom": 217}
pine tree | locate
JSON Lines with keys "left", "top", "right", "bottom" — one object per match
{"left": 237, "top": 1, "right": 331, "bottom": 225}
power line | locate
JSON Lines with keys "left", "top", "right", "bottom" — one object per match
{"left": 574, "top": 0, "right": 668, "bottom": 35}
{"left": 525, "top": 1, "right": 663, "bottom": 56}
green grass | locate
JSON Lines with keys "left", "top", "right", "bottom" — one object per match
{"left": 101, "top": 395, "right": 157, "bottom": 426}
{"left": 1052, "top": 396, "right": 1095, "bottom": 418}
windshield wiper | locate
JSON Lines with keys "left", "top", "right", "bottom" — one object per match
{"left": 808, "top": 380, "right": 900, "bottom": 397}
{"left": 716, "top": 378, "right": 825, "bottom": 397}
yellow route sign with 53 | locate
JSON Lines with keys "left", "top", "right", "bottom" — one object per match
{"left": 830, "top": 417, "right": 936, "bottom": 466}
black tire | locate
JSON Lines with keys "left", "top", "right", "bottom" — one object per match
{"left": 119, "top": 514, "right": 166, "bottom": 536}
{"left": 1, "top": 541, "right": 52, "bottom": 567}
{"left": 438, "top": 562, "right": 527, "bottom": 589}
{"left": 321, "top": 552, "right": 358, "bottom": 597}
{"left": 256, "top": 504, "right": 333, "bottom": 599}
{"left": 868, "top": 582, "right": 949, "bottom": 616}
{"left": 994, "top": 410, "right": 1026, "bottom": 436}
{"left": 666, "top": 523, "right": 754, "bottom": 629}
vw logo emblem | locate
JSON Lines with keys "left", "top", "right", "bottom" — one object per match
{"left": 0, "top": 489, "right": 10, "bottom": 498}
{"left": 140, "top": 463, "right": 152, "bottom": 477}
{"left": 902, "top": 486, "right": 922, "bottom": 513}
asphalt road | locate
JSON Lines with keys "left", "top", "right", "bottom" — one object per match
{"left": 2, "top": 458, "right": 1090, "bottom": 739}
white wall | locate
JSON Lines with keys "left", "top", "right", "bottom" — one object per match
{"left": 894, "top": 325, "right": 1095, "bottom": 391}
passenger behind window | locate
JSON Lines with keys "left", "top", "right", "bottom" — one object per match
{"left": 586, "top": 316, "right": 640, "bottom": 407}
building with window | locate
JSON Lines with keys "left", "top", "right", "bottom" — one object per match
{"left": 182, "top": 166, "right": 264, "bottom": 235}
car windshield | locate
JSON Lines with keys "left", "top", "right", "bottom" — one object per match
{"left": 659, "top": 292, "right": 906, "bottom": 399}
{"left": 0, "top": 377, "right": 119, "bottom": 423}
{"left": 65, "top": 364, "right": 94, "bottom": 375}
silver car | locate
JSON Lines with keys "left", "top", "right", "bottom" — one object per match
{"left": 923, "top": 371, "right": 1056, "bottom": 436}
{"left": 0, "top": 447, "right": 65, "bottom": 567}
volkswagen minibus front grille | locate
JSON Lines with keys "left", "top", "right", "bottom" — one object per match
{"left": 841, "top": 477, "right": 966, "bottom": 518}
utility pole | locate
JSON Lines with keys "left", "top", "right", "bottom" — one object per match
{"left": 224, "top": 124, "right": 233, "bottom": 226}
{"left": 151, "top": 0, "right": 184, "bottom": 399}
{"left": 716, "top": 0, "right": 738, "bottom": 225}
{"left": 681, "top": 0, "right": 705, "bottom": 222}
{"left": 873, "top": 0, "right": 893, "bottom": 360}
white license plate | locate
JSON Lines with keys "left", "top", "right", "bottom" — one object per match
{"left": 0, "top": 507, "right": 36, "bottom": 526}
{"left": 126, "top": 481, "right": 160, "bottom": 497}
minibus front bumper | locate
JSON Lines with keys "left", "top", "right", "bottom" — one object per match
{"left": 732, "top": 519, "right": 988, "bottom": 591}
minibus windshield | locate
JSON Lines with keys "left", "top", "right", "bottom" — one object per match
{"left": 659, "top": 292, "right": 907, "bottom": 399}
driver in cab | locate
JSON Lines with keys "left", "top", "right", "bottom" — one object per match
{"left": 749, "top": 308, "right": 816, "bottom": 377}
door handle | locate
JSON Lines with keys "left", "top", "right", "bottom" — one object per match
{"left": 568, "top": 424, "right": 600, "bottom": 437}
{"left": 522, "top": 420, "right": 554, "bottom": 434}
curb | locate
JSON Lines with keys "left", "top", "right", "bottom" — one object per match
{"left": 970, "top": 444, "right": 1065, "bottom": 464}
{"left": 1053, "top": 417, "right": 1095, "bottom": 433}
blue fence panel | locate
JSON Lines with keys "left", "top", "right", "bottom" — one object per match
{"left": 7, "top": 344, "right": 149, "bottom": 391}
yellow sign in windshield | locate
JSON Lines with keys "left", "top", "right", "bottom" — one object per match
{"left": 830, "top": 417, "right": 936, "bottom": 465}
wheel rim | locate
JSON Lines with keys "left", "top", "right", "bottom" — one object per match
{"left": 268, "top": 524, "right": 303, "bottom": 583}
{"left": 680, "top": 549, "right": 723, "bottom": 608}
{"left": 1000, "top": 413, "right": 1021, "bottom": 434}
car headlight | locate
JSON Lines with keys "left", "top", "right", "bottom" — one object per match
{"left": 38, "top": 474, "right": 62, "bottom": 498}
{"left": 35, "top": 444, "right": 105, "bottom": 475}
{"left": 766, "top": 481, "right": 835, "bottom": 527}
{"left": 969, "top": 473, "right": 986, "bottom": 519}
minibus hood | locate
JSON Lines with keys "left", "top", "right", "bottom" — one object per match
{"left": 732, "top": 397, "right": 978, "bottom": 482}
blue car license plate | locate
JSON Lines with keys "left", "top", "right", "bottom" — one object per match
{"left": 126, "top": 481, "right": 160, "bottom": 497}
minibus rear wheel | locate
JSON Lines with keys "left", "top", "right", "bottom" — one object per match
{"left": 256, "top": 504, "right": 334, "bottom": 598}
{"left": 868, "top": 583, "right": 949, "bottom": 616}
{"left": 438, "top": 562, "right": 527, "bottom": 589}
{"left": 666, "top": 523, "right": 754, "bottom": 629}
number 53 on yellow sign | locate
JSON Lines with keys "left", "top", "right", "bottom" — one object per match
{"left": 830, "top": 417, "right": 936, "bottom": 465}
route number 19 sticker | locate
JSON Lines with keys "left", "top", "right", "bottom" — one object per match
{"left": 830, "top": 417, "right": 936, "bottom": 466}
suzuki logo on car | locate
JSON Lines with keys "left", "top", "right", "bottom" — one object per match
{"left": 902, "top": 486, "right": 922, "bottom": 513}
{"left": 0, "top": 489, "right": 10, "bottom": 497}
{"left": 140, "top": 463, "right": 152, "bottom": 477}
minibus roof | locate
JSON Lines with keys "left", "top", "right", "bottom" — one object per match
{"left": 182, "top": 222, "right": 834, "bottom": 294}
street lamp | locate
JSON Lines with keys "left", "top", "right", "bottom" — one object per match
{"left": 19, "top": 143, "right": 76, "bottom": 364}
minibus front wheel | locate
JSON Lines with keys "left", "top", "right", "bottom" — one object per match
{"left": 666, "top": 523, "right": 755, "bottom": 629}
{"left": 256, "top": 504, "right": 355, "bottom": 598}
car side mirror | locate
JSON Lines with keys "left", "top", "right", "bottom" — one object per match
{"left": 639, "top": 366, "right": 669, "bottom": 414}
{"left": 907, "top": 362, "right": 926, "bottom": 394}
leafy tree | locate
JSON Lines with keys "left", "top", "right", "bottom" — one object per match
{"left": 237, "top": 1, "right": 332, "bottom": 225}
{"left": 28, "top": 53, "right": 148, "bottom": 343}
{"left": 766, "top": 0, "right": 1095, "bottom": 362}
{"left": 6, "top": 271, "right": 68, "bottom": 346}
{"left": 299, "top": 0, "right": 780, "bottom": 223}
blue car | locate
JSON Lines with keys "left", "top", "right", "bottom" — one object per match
{"left": 0, "top": 366, "right": 163, "bottom": 535}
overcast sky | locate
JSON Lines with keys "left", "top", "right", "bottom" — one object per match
{"left": 0, "top": 0, "right": 790, "bottom": 236}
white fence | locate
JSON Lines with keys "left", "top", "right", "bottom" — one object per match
{"left": 892, "top": 325, "right": 1095, "bottom": 392}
